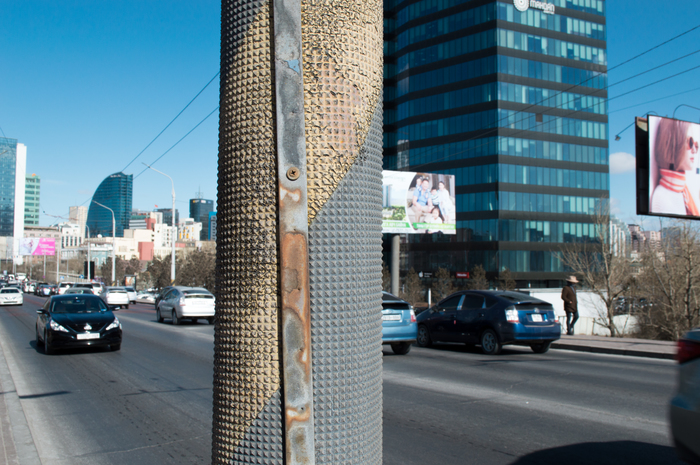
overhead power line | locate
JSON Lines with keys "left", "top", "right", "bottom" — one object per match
{"left": 121, "top": 72, "right": 220, "bottom": 173}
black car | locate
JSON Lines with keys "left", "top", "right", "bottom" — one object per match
{"left": 416, "top": 290, "right": 561, "bottom": 355}
{"left": 35, "top": 294, "right": 122, "bottom": 354}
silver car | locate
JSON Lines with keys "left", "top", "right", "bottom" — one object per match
{"left": 670, "top": 328, "right": 700, "bottom": 464}
{"left": 124, "top": 286, "right": 137, "bottom": 303}
{"left": 156, "top": 286, "right": 215, "bottom": 325}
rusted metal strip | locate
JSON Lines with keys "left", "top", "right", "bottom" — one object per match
{"left": 272, "top": 0, "right": 315, "bottom": 462}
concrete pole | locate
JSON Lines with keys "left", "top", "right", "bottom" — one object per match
{"left": 214, "top": 0, "right": 383, "bottom": 463}
{"left": 391, "top": 234, "right": 400, "bottom": 296}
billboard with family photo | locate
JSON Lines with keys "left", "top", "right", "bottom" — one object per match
{"left": 637, "top": 116, "right": 700, "bottom": 220}
{"left": 19, "top": 238, "right": 56, "bottom": 256}
{"left": 382, "top": 171, "right": 456, "bottom": 234}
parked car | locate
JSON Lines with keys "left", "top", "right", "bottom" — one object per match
{"left": 100, "top": 287, "right": 130, "bottom": 309}
{"left": 57, "top": 282, "right": 74, "bottom": 295}
{"left": 124, "top": 286, "right": 137, "bottom": 304}
{"left": 382, "top": 292, "right": 417, "bottom": 355}
{"left": 670, "top": 328, "right": 700, "bottom": 464}
{"left": 35, "top": 294, "right": 122, "bottom": 354}
{"left": 0, "top": 287, "right": 23, "bottom": 306}
{"left": 416, "top": 290, "right": 560, "bottom": 355}
{"left": 156, "top": 286, "right": 215, "bottom": 325}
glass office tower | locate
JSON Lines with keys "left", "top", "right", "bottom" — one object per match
{"left": 189, "top": 198, "right": 214, "bottom": 241}
{"left": 24, "top": 174, "right": 40, "bottom": 227}
{"left": 384, "top": 0, "right": 608, "bottom": 287}
{"left": 86, "top": 172, "right": 133, "bottom": 238}
{"left": 0, "top": 138, "right": 18, "bottom": 237}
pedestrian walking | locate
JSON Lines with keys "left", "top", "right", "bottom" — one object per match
{"left": 561, "top": 276, "right": 579, "bottom": 335}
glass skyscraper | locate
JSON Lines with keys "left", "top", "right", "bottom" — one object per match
{"left": 0, "top": 138, "right": 26, "bottom": 240}
{"left": 87, "top": 172, "right": 133, "bottom": 238}
{"left": 384, "top": 0, "right": 608, "bottom": 286}
{"left": 24, "top": 174, "right": 40, "bottom": 227}
{"left": 190, "top": 198, "right": 214, "bottom": 241}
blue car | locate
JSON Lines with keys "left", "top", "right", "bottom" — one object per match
{"left": 382, "top": 292, "right": 417, "bottom": 355}
{"left": 416, "top": 290, "right": 560, "bottom": 355}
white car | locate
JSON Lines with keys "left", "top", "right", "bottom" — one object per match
{"left": 100, "top": 287, "right": 130, "bottom": 309}
{"left": 156, "top": 286, "right": 215, "bottom": 325}
{"left": 57, "top": 282, "right": 74, "bottom": 295}
{"left": 124, "top": 287, "right": 137, "bottom": 303}
{"left": 136, "top": 292, "right": 156, "bottom": 304}
{"left": 670, "top": 328, "right": 700, "bottom": 464}
{"left": 0, "top": 288, "right": 23, "bottom": 306}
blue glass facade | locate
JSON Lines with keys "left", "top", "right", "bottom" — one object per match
{"left": 0, "top": 138, "right": 18, "bottom": 237}
{"left": 190, "top": 198, "right": 214, "bottom": 241}
{"left": 87, "top": 173, "right": 133, "bottom": 238}
{"left": 384, "top": 0, "right": 608, "bottom": 285}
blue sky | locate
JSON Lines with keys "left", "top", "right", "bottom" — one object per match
{"left": 2, "top": 0, "right": 700, "bottom": 229}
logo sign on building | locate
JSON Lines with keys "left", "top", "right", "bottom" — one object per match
{"left": 513, "top": 0, "right": 555, "bottom": 15}
{"left": 382, "top": 170, "right": 456, "bottom": 235}
{"left": 19, "top": 238, "right": 56, "bottom": 256}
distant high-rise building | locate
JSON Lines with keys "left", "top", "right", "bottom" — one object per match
{"left": 190, "top": 197, "right": 214, "bottom": 240}
{"left": 24, "top": 174, "right": 40, "bottom": 227}
{"left": 155, "top": 208, "right": 179, "bottom": 227}
{"left": 69, "top": 206, "right": 88, "bottom": 238}
{"left": 0, "top": 138, "right": 26, "bottom": 249}
{"left": 86, "top": 172, "right": 133, "bottom": 238}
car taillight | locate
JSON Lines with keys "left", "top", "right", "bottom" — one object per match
{"left": 554, "top": 313, "right": 560, "bottom": 323}
{"left": 410, "top": 308, "right": 416, "bottom": 323}
{"left": 505, "top": 306, "right": 519, "bottom": 323}
{"left": 676, "top": 339, "right": 700, "bottom": 364}
{"left": 179, "top": 296, "right": 186, "bottom": 306}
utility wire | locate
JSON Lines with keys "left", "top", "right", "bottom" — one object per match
{"left": 609, "top": 85, "right": 700, "bottom": 114}
{"left": 121, "top": 72, "right": 219, "bottom": 173}
{"left": 134, "top": 106, "right": 219, "bottom": 180}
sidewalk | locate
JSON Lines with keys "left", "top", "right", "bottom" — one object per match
{"left": 552, "top": 334, "right": 677, "bottom": 360}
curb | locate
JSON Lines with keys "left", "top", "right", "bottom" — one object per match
{"left": 551, "top": 342, "right": 675, "bottom": 360}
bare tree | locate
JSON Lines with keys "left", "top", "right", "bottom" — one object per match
{"left": 382, "top": 264, "right": 391, "bottom": 293}
{"left": 400, "top": 268, "right": 424, "bottom": 306}
{"left": 432, "top": 267, "right": 456, "bottom": 302}
{"left": 637, "top": 221, "right": 700, "bottom": 340}
{"left": 177, "top": 250, "right": 216, "bottom": 292}
{"left": 559, "top": 203, "right": 633, "bottom": 337}
{"left": 468, "top": 264, "right": 488, "bottom": 290}
{"left": 498, "top": 268, "right": 516, "bottom": 291}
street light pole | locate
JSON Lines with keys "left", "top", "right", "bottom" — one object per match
{"left": 142, "top": 163, "right": 176, "bottom": 284}
{"left": 92, "top": 200, "right": 116, "bottom": 285}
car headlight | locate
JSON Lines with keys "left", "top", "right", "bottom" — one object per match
{"left": 105, "top": 317, "right": 121, "bottom": 331}
{"left": 49, "top": 319, "right": 69, "bottom": 333}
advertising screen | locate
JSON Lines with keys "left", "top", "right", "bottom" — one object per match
{"left": 640, "top": 116, "right": 700, "bottom": 220}
{"left": 382, "top": 171, "right": 456, "bottom": 235}
{"left": 19, "top": 238, "right": 56, "bottom": 256}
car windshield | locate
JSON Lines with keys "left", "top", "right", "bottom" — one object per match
{"left": 0, "top": 289, "right": 19, "bottom": 294}
{"left": 183, "top": 291, "right": 213, "bottom": 299}
{"left": 65, "top": 289, "right": 89, "bottom": 294}
{"left": 51, "top": 296, "right": 108, "bottom": 313}
{"left": 125, "top": 287, "right": 135, "bottom": 292}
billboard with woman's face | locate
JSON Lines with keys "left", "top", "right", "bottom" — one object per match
{"left": 637, "top": 116, "right": 700, "bottom": 220}
{"left": 382, "top": 171, "right": 456, "bottom": 234}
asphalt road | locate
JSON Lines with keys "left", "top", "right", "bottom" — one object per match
{"left": 0, "top": 294, "right": 683, "bottom": 465}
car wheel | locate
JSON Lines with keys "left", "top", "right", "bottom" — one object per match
{"left": 480, "top": 329, "right": 501, "bottom": 355}
{"left": 44, "top": 331, "right": 53, "bottom": 355}
{"left": 172, "top": 310, "right": 179, "bottom": 326}
{"left": 530, "top": 341, "right": 552, "bottom": 354}
{"left": 208, "top": 317, "right": 215, "bottom": 325}
{"left": 35, "top": 325, "right": 43, "bottom": 347}
{"left": 417, "top": 325, "right": 432, "bottom": 347}
{"left": 111, "top": 344, "right": 121, "bottom": 351}
{"left": 391, "top": 342, "right": 412, "bottom": 355}
{"left": 156, "top": 307, "right": 164, "bottom": 323}
{"left": 124, "top": 305, "right": 129, "bottom": 310}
